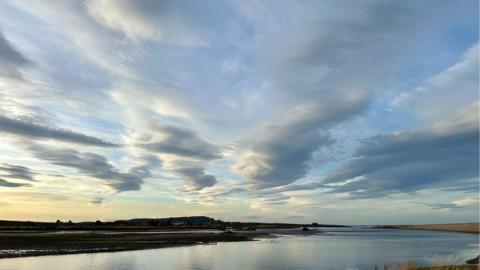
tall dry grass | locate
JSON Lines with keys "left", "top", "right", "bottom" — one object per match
{"left": 375, "top": 260, "right": 478, "bottom": 270}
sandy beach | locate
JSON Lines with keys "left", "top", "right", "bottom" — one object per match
{"left": 376, "top": 223, "right": 480, "bottom": 234}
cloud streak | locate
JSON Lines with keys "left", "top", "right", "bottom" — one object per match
{"left": 167, "top": 160, "right": 217, "bottom": 190}
{"left": 139, "top": 124, "right": 221, "bottom": 160}
{"left": 0, "top": 178, "right": 31, "bottom": 188}
{"left": 323, "top": 102, "right": 479, "bottom": 198}
{"left": 234, "top": 97, "right": 367, "bottom": 189}
{"left": 25, "top": 143, "right": 152, "bottom": 192}
{"left": 0, "top": 115, "right": 119, "bottom": 147}
{"left": 0, "top": 164, "right": 36, "bottom": 181}
{"left": 86, "top": 0, "right": 239, "bottom": 46}
{"left": 0, "top": 30, "right": 31, "bottom": 78}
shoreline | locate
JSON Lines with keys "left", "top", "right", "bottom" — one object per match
{"left": 374, "top": 223, "right": 480, "bottom": 234}
{"left": 0, "top": 231, "right": 273, "bottom": 259}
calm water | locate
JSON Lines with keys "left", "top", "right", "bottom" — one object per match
{"left": 0, "top": 228, "right": 478, "bottom": 270}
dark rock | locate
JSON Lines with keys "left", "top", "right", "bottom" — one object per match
{"left": 466, "top": 255, "right": 479, "bottom": 264}
{"left": 301, "top": 227, "right": 310, "bottom": 231}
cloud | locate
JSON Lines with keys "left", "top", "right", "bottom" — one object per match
{"left": 234, "top": 94, "right": 367, "bottom": 189}
{"left": 86, "top": 0, "right": 238, "bottom": 46}
{"left": 0, "top": 178, "right": 31, "bottom": 188}
{"left": 90, "top": 197, "right": 104, "bottom": 205}
{"left": 255, "top": 181, "right": 323, "bottom": 196}
{"left": 323, "top": 102, "right": 479, "bottom": 198}
{"left": 199, "top": 184, "right": 246, "bottom": 199}
{"left": 131, "top": 121, "right": 221, "bottom": 190}
{"left": 25, "top": 143, "right": 153, "bottom": 192}
{"left": 427, "top": 196, "right": 479, "bottom": 210}
{"left": 452, "top": 196, "right": 479, "bottom": 207}
{"left": 138, "top": 124, "right": 222, "bottom": 160}
{"left": 391, "top": 43, "right": 479, "bottom": 120}
{"left": 167, "top": 160, "right": 217, "bottom": 190}
{"left": 232, "top": 0, "right": 479, "bottom": 192}
{"left": 6, "top": 0, "right": 136, "bottom": 87}
{"left": 114, "top": 88, "right": 221, "bottom": 190}
{"left": 286, "top": 215, "right": 305, "bottom": 219}
{"left": 0, "top": 114, "right": 119, "bottom": 147}
{"left": 0, "top": 163, "right": 36, "bottom": 181}
{"left": 0, "top": 30, "right": 31, "bottom": 78}
{"left": 233, "top": 0, "right": 442, "bottom": 190}
{"left": 427, "top": 203, "right": 463, "bottom": 210}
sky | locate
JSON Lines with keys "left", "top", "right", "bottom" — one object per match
{"left": 0, "top": 0, "right": 478, "bottom": 225}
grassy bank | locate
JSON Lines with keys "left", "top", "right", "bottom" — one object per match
{"left": 415, "top": 266, "right": 478, "bottom": 270}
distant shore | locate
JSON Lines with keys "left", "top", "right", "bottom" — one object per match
{"left": 0, "top": 218, "right": 347, "bottom": 232}
{"left": 375, "top": 223, "right": 480, "bottom": 234}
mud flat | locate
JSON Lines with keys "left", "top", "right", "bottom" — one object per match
{"left": 0, "top": 231, "right": 270, "bottom": 259}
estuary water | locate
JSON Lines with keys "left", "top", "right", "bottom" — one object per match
{"left": 0, "top": 228, "right": 478, "bottom": 270}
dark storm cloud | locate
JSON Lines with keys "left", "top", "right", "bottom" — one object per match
{"left": 0, "top": 30, "right": 31, "bottom": 78}
{"left": 0, "top": 115, "right": 119, "bottom": 147}
{"left": 0, "top": 178, "right": 31, "bottom": 187}
{"left": 323, "top": 103, "right": 479, "bottom": 198}
{"left": 0, "top": 163, "right": 36, "bottom": 181}
{"left": 139, "top": 124, "right": 221, "bottom": 160}
{"left": 26, "top": 143, "right": 155, "bottom": 192}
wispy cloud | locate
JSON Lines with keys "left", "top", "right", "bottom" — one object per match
{"left": 138, "top": 124, "right": 222, "bottom": 160}
{"left": 0, "top": 115, "right": 119, "bottom": 147}
{"left": 0, "top": 30, "right": 31, "bottom": 79}
{"left": 0, "top": 178, "right": 31, "bottom": 188}
{"left": 86, "top": 0, "right": 221, "bottom": 46}
{"left": 0, "top": 163, "right": 36, "bottom": 181}
{"left": 167, "top": 160, "right": 217, "bottom": 190}
{"left": 323, "top": 102, "right": 479, "bottom": 198}
{"left": 25, "top": 142, "right": 153, "bottom": 192}
{"left": 90, "top": 197, "right": 104, "bottom": 205}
